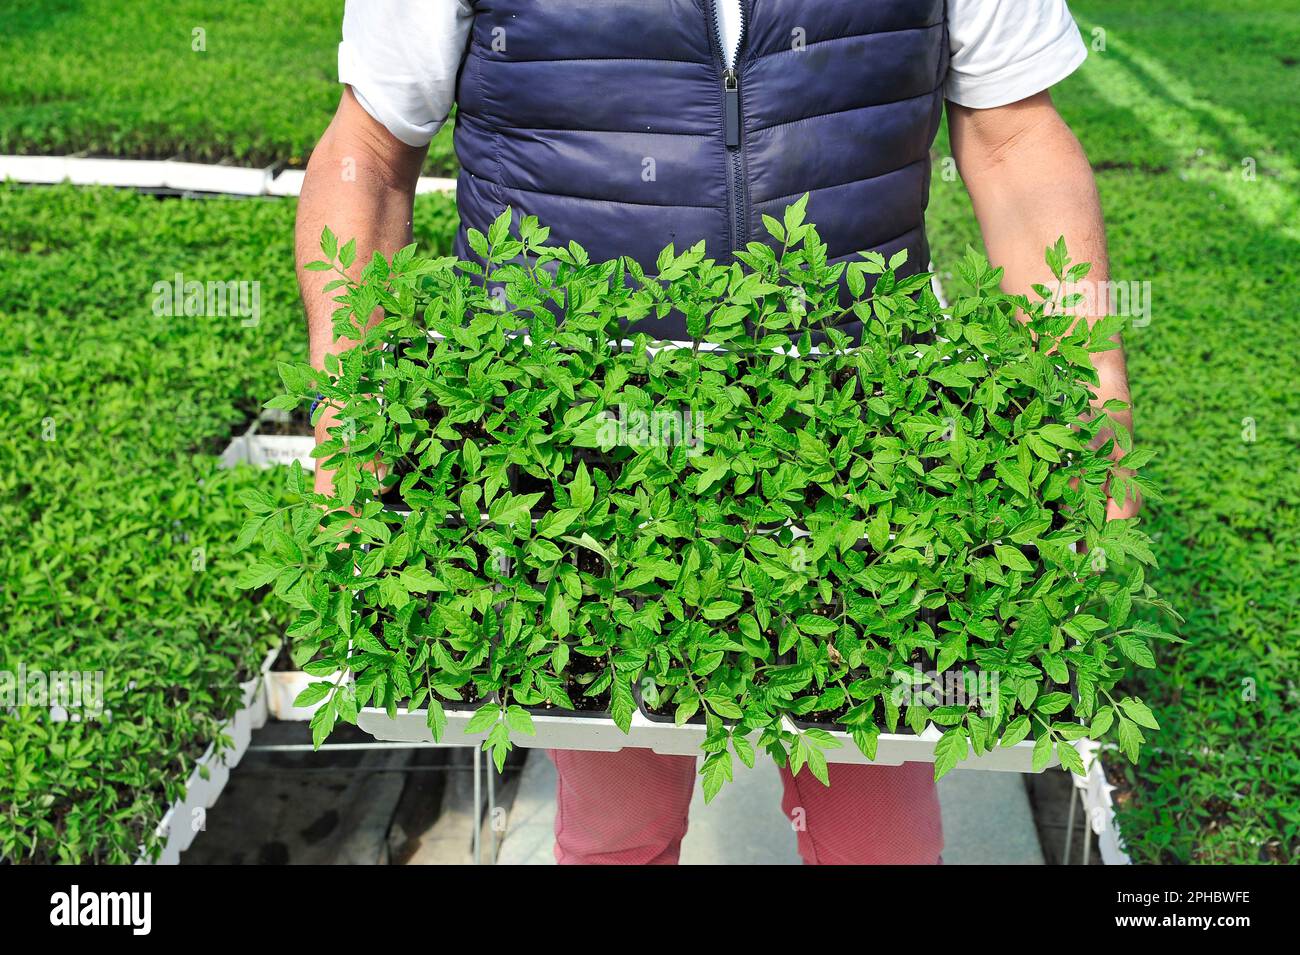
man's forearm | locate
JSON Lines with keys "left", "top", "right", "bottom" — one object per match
{"left": 951, "top": 94, "right": 1136, "bottom": 516}
{"left": 297, "top": 90, "right": 423, "bottom": 369}
{"left": 295, "top": 88, "right": 426, "bottom": 465}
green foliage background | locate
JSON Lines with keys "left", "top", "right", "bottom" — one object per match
{"left": 0, "top": 0, "right": 458, "bottom": 174}
{"left": 0, "top": 186, "right": 458, "bottom": 862}
{"left": 928, "top": 1, "right": 1300, "bottom": 863}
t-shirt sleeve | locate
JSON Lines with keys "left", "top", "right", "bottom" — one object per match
{"left": 337, "top": 0, "right": 474, "bottom": 147}
{"left": 944, "top": 0, "right": 1088, "bottom": 109}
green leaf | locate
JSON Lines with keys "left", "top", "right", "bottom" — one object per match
{"left": 560, "top": 533, "right": 608, "bottom": 564}
{"left": 292, "top": 681, "right": 333, "bottom": 709}
{"left": 235, "top": 563, "right": 280, "bottom": 589}
{"left": 1035, "top": 692, "right": 1073, "bottom": 715}
{"left": 995, "top": 460, "right": 1030, "bottom": 498}
{"left": 536, "top": 507, "right": 579, "bottom": 539}
{"left": 464, "top": 704, "right": 501, "bottom": 735}
{"left": 732, "top": 732, "right": 756, "bottom": 768}
{"left": 426, "top": 699, "right": 448, "bottom": 742}
{"left": 1031, "top": 732, "right": 1055, "bottom": 771}
{"left": 549, "top": 593, "right": 570, "bottom": 638}
{"left": 675, "top": 697, "right": 700, "bottom": 726}
{"left": 611, "top": 679, "right": 635, "bottom": 734}
{"left": 867, "top": 509, "right": 890, "bottom": 552}
{"left": 1056, "top": 740, "right": 1086, "bottom": 775}
{"left": 796, "top": 613, "right": 837, "bottom": 635}
{"left": 1000, "top": 715, "right": 1031, "bottom": 747}
{"left": 568, "top": 462, "right": 595, "bottom": 512}
{"left": 310, "top": 696, "right": 338, "bottom": 749}
{"left": 708, "top": 699, "right": 743, "bottom": 720}
{"left": 1118, "top": 697, "right": 1160, "bottom": 730}
{"left": 398, "top": 567, "right": 446, "bottom": 593}
{"left": 933, "top": 728, "right": 968, "bottom": 780}
{"left": 805, "top": 742, "right": 830, "bottom": 787}
{"left": 762, "top": 213, "right": 786, "bottom": 243}
{"left": 528, "top": 538, "right": 563, "bottom": 563}
{"left": 852, "top": 725, "right": 879, "bottom": 760}
{"left": 1089, "top": 705, "right": 1115, "bottom": 738}
{"left": 505, "top": 705, "right": 536, "bottom": 736}
{"left": 1116, "top": 715, "right": 1144, "bottom": 762}
{"left": 995, "top": 544, "right": 1034, "bottom": 572}
{"left": 700, "top": 751, "right": 734, "bottom": 803}
{"left": 1115, "top": 633, "right": 1157, "bottom": 668}
{"left": 783, "top": 193, "right": 809, "bottom": 235}
{"left": 703, "top": 600, "right": 741, "bottom": 621}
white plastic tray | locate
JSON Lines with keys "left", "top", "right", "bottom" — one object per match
{"left": 137, "top": 647, "right": 278, "bottom": 864}
{"left": 227, "top": 647, "right": 277, "bottom": 764}
{"left": 1077, "top": 745, "right": 1132, "bottom": 864}
{"left": 267, "top": 667, "right": 350, "bottom": 721}
{"left": 357, "top": 705, "right": 1056, "bottom": 772}
{"left": 0, "top": 155, "right": 458, "bottom": 198}
{"left": 218, "top": 410, "right": 316, "bottom": 471}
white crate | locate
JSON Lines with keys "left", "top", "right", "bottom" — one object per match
{"left": 217, "top": 411, "right": 316, "bottom": 471}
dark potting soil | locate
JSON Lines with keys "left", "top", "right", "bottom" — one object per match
{"left": 271, "top": 643, "right": 297, "bottom": 672}
{"left": 1103, "top": 757, "right": 1135, "bottom": 815}
{"left": 790, "top": 706, "right": 917, "bottom": 734}
{"left": 514, "top": 449, "right": 617, "bottom": 513}
{"left": 379, "top": 481, "right": 408, "bottom": 511}
{"left": 525, "top": 670, "right": 611, "bottom": 717}
{"left": 575, "top": 548, "right": 603, "bottom": 576}
{"left": 458, "top": 423, "right": 490, "bottom": 443}
{"left": 634, "top": 683, "right": 742, "bottom": 727}
{"left": 512, "top": 468, "right": 555, "bottom": 510}
{"left": 638, "top": 698, "right": 708, "bottom": 726}
{"left": 271, "top": 643, "right": 331, "bottom": 673}
{"left": 258, "top": 412, "right": 314, "bottom": 436}
{"left": 438, "top": 683, "right": 486, "bottom": 711}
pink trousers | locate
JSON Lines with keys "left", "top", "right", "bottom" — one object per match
{"left": 548, "top": 748, "right": 943, "bottom": 865}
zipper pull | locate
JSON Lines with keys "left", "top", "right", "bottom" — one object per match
{"left": 723, "top": 69, "right": 740, "bottom": 147}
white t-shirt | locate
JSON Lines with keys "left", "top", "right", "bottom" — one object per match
{"left": 339, "top": 0, "right": 1088, "bottom": 148}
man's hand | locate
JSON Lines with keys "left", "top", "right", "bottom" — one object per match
{"left": 297, "top": 86, "right": 427, "bottom": 499}
{"left": 950, "top": 91, "right": 1138, "bottom": 520}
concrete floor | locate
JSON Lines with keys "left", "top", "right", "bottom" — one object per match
{"left": 183, "top": 722, "right": 411, "bottom": 865}
{"left": 498, "top": 751, "right": 1043, "bottom": 865}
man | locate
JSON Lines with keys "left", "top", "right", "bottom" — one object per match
{"left": 297, "top": 0, "right": 1136, "bottom": 865}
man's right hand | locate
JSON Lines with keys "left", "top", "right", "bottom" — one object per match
{"left": 298, "top": 85, "right": 427, "bottom": 506}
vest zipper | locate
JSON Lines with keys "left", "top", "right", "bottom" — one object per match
{"left": 707, "top": 0, "right": 749, "bottom": 257}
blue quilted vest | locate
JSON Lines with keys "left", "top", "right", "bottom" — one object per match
{"left": 453, "top": 0, "right": 949, "bottom": 339}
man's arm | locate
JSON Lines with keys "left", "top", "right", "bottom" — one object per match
{"left": 295, "top": 86, "right": 428, "bottom": 494}
{"left": 949, "top": 90, "right": 1138, "bottom": 519}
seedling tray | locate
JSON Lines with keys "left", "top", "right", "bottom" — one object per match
{"left": 137, "top": 648, "right": 278, "bottom": 865}
{"left": 218, "top": 409, "right": 315, "bottom": 471}
{"left": 228, "top": 646, "right": 278, "bottom": 763}
{"left": 356, "top": 704, "right": 1057, "bottom": 773}
{"left": 267, "top": 665, "right": 350, "bottom": 721}
{"left": 137, "top": 741, "right": 229, "bottom": 866}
